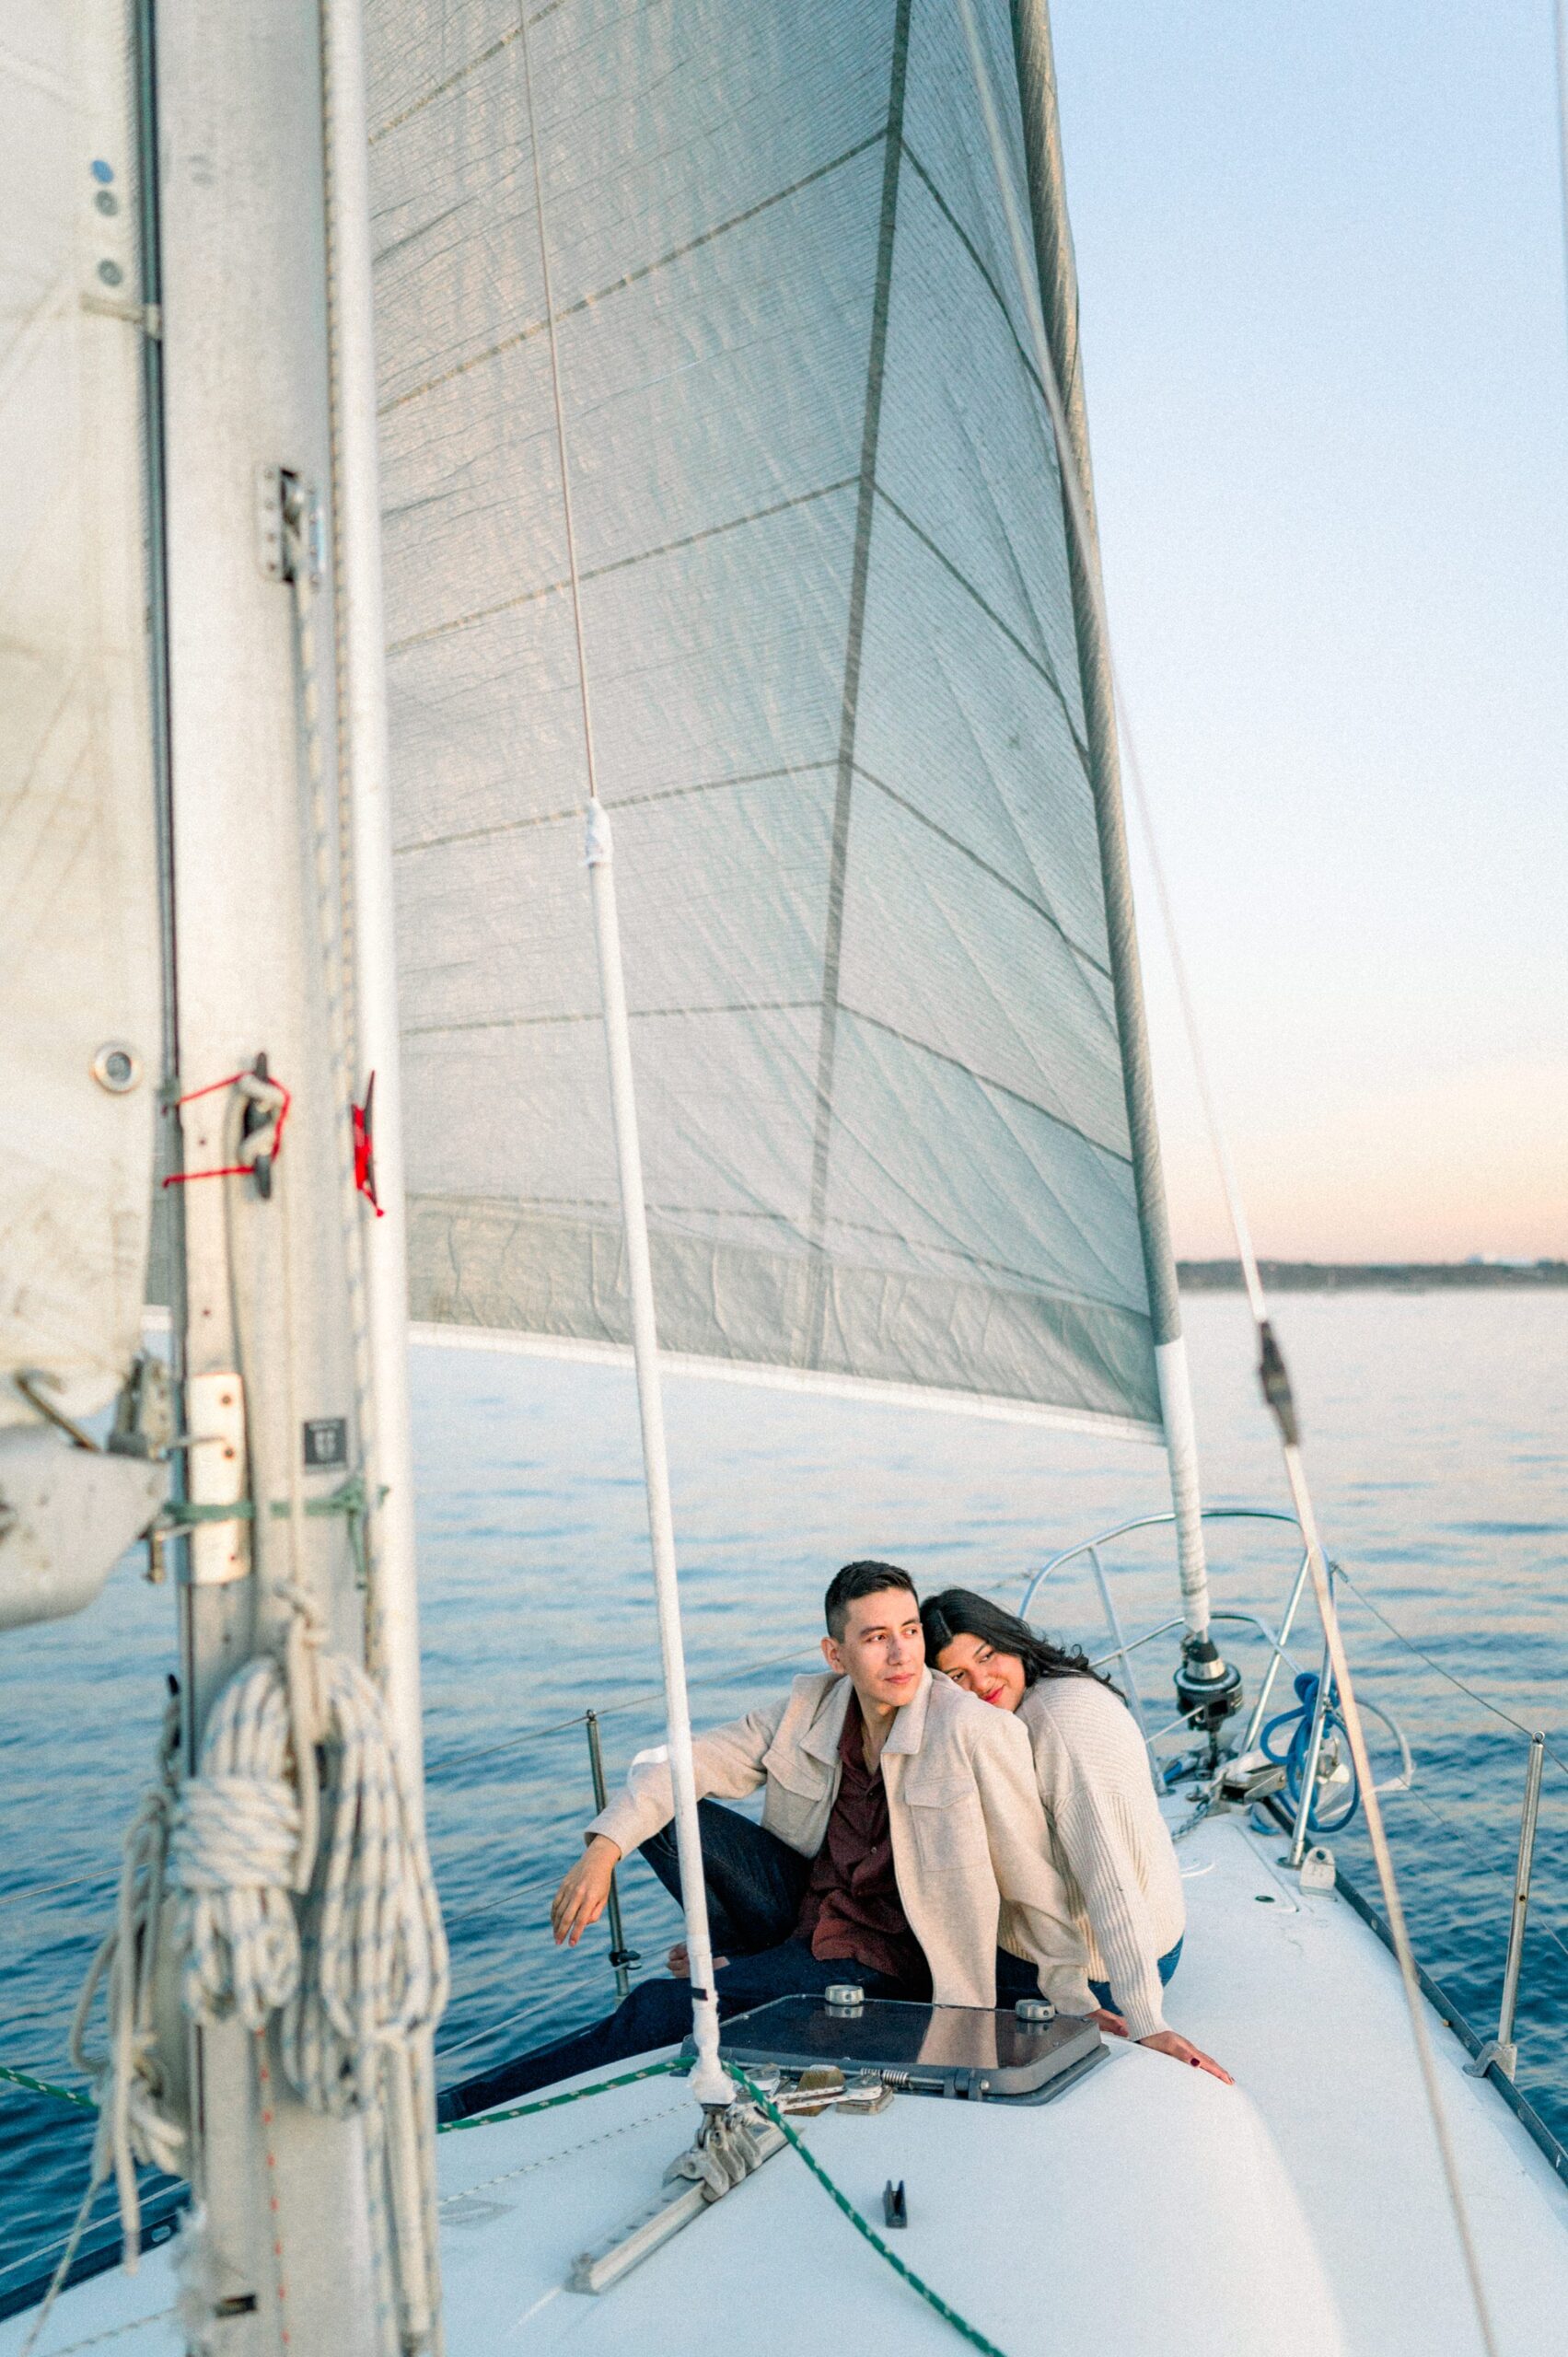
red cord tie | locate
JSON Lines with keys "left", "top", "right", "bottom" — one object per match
{"left": 164, "top": 1058, "right": 291, "bottom": 1191}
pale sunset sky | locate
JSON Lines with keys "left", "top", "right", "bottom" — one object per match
{"left": 1051, "top": 1, "right": 1567, "bottom": 1261}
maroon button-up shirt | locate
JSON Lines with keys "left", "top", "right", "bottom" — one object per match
{"left": 795, "top": 1696, "right": 930, "bottom": 1993}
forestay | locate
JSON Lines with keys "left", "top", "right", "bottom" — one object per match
{"left": 366, "top": 0, "right": 1161, "bottom": 1439}
{"left": 0, "top": 3, "right": 160, "bottom": 1429}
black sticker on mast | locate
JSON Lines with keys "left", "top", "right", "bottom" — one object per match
{"left": 302, "top": 1417, "right": 348, "bottom": 1469}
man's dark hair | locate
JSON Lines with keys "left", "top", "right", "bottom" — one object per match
{"left": 824, "top": 1560, "right": 918, "bottom": 1641}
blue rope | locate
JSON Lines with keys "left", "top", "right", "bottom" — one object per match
{"left": 1260, "top": 1670, "right": 1362, "bottom": 1835}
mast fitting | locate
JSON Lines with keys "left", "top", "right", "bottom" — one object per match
{"left": 1174, "top": 1633, "right": 1244, "bottom": 1771}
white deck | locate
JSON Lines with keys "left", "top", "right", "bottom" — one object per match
{"left": 9, "top": 1810, "right": 1567, "bottom": 2356}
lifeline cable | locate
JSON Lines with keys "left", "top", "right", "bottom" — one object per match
{"left": 954, "top": 6, "right": 1500, "bottom": 2349}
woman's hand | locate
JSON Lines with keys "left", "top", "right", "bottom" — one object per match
{"left": 1138, "top": 2028, "right": 1233, "bottom": 2084}
{"left": 1087, "top": 2007, "right": 1130, "bottom": 2038}
{"left": 551, "top": 1834, "right": 621, "bottom": 1947}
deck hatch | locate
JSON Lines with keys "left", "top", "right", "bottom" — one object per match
{"left": 712, "top": 1996, "right": 1103, "bottom": 2100}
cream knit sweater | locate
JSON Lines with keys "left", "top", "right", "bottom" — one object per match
{"left": 1015, "top": 1675, "right": 1186, "bottom": 2040}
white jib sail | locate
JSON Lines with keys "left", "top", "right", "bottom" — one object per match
{"left": 0, "top": 3, "right": 161, "bottom": 1433}
{"left": 366, "top": 0, "right": 1163, "bottom": 1443}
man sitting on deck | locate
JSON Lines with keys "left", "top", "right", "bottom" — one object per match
{"left": 439, "top": 1562, "right": 1096, "bottom": 2120}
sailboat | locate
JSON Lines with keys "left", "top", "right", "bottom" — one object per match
{"left": 4, "top": 2, "right": 1567, "bottom": 2353}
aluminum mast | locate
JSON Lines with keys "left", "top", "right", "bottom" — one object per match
{"left": 152, "top": 3, "right": 437, "bottom": 2344}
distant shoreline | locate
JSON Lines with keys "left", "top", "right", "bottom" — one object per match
{"left": 1178, "top": 1260, "right": 1568, "bottom": 1292}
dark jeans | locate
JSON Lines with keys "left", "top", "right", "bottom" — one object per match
{"left": 438, "top": 1937, "right": 915, "bottom": 2120}
{"left": 1088, "top": 1935, "right": 1184, "bottom": 2018}
{"left": 645, "top": 1804, "right": 1069, "bottom": 2012}
{"left": 437, "top": 1800, "right": 1051, "bottom": 2124}
{"left": 438, "top": 1805, "right": 908, "bottom": 2122}
{"left": 641, "top": 1798, "right": 810, "bottom": 1955}
{"left": 643, "top": 1802, "right": 1050, "bottom": 1993}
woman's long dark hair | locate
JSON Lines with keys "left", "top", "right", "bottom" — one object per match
{"left": 921, "top": 1587, "right": 1120, "bottom": 1698}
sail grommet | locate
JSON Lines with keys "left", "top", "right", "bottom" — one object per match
{"left": 91, "top": 1040, "right": 142, "bottom": 1093}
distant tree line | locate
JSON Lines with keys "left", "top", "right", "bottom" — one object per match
{"left": 1177, "top": 1260, "right": 1568, "bottom": 1291}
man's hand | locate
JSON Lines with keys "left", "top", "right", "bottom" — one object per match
{"left": 666, "top": 1943, "right": 730, "bottom": 1980}
{"left": 1137, "top": 2028, "right": 1233, "bottom": 2084}
{"left": 551, "top": 1835, "right": 621, "bottom": 1948}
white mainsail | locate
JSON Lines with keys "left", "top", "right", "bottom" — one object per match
{"left": 367, "top": 0, "right": 1167, "bottom": 1441}
{"left": 0, "top": 6, "right": 161, "bottom": 1433}
{"left": 0, "top": 3, "right": 170, "bottom": 1633}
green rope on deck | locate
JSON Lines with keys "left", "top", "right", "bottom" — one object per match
{"left": 729, "top": 2068, "right": 1012, "bottom": 2357}
{"left": 0, "top": 2061, "right": 94, "bottom": 2110}
{"left": 436, "top": 2056, "right": 689, "bottom": 2133}
{"left": 4, "top": 2033, "right": 685, "bottom": 2132}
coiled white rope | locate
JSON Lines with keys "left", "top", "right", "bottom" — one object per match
{"left": 172, "top": 1585, "right": 449, "bottom": 2351}
{"left": 172, "top": 1670, "right": 301, "bottom": 2030}
{"left": 31, "top": 1589, "right": 448, "bottom": 2357}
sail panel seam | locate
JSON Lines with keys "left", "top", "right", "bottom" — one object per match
{"left": 404, "top": 995, "right": 816, "bottom": 1039}
{"left": 870, "top": 486, "right": 1088, "bottom": 761}
{"left": 395, "top": 763, "right": 1117, "bottom": 997}
{"left": 368, "top": 2, "right": 569, "bottom": 147}
{"left": 409, "top": 1192, "right": 1147, "bottom": 1315}
{"left": 850, "top": 761, "right": 1110, "bottom": 978}
{"left": 386, "top": 476, "right": 856, "bottom": 655}
{"left": 405, "top": 1002, "right": 1130, "bottom": 1159}
{"left": 377, "top": 134, "right": 887, "bottom": 416}
{"left": 805, "top": 0, "right": 913, "bottom": 1333}
{"left": 392, "top": 761, "right": 837, "bottom": 859}
{"left": 840, "top": 1004, "right": 1132, "bottom": 1164}
{"left": 900, "top": 138, "right": 1053, "bottom": 419}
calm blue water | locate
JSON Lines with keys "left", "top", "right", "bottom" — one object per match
{"left": 3, "top": 1290, "right": 1564, "bottom": 2293}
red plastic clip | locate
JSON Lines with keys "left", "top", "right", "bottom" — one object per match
{"left": 353, "top": 1073, "right": 384, "bottom": 1217}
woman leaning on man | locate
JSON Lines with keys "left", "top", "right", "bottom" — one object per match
{"left": 922, "top": 1587, "right": 1230, "bottom": 2083}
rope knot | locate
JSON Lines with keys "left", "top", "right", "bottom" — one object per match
{"left": 278, "top": 1577, "right": 331, "bottom": 1769}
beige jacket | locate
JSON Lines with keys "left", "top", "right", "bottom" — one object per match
{"left": 589, "top": 1668, "right": 1095, "bottom": 2014}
